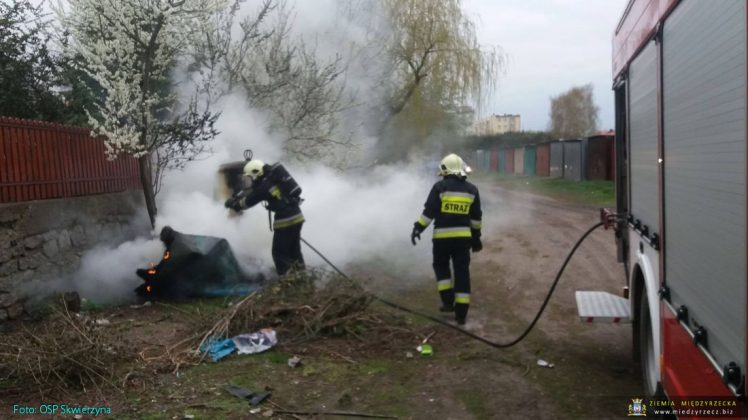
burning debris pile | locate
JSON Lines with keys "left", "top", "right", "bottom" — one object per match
{"left": 135, "top": 226, "right": 266, "bottom": 300}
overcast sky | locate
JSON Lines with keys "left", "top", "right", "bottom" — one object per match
{"left": 44, "top": 0, "right": 629, "bottom": 133}
{"left": 462, "top": 0, "right": 629, "bottom": 131}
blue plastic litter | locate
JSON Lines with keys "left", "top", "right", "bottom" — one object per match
{"left": 200, "top": 337, "right": 236, "bottom": 362}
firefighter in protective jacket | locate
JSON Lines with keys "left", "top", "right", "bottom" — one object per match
{"left": 225, "top": 160, "right": 305, "bottom": 275}
{"left": 411, "top": 153, "right": 482, "bottom": 325}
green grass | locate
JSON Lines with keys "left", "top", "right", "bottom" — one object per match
{"left": 457, "top": 389, "right": 491, "bottom": 420}
{"left": 476, "top": 173, "right": 615, "bottom": 207}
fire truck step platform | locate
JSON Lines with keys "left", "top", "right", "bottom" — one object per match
{"left": 575, "top": 291, "right": 630, "bottom": 323}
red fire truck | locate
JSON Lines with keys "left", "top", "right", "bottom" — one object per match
{"left": 575, "top": 0, "right": 745, "bottom": 409}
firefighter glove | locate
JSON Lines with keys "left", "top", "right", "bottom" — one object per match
{"left": 411, "top": 224, "right": 422, "bottom": 246}
{"left": 225, "top": 197, "right": 243, "bottom": 211}
{"left": 471, "top": 237, "right": 483, "bottom": 253}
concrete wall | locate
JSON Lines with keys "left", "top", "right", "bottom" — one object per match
{"left": 0, "top": 191, "right": 149, "bottom": 320}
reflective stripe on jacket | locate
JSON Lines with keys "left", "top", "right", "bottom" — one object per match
{"left": 415, "top": 175, "right": 482, "bottom": 240}
{"left": 242, "top": 164, "right": 304, "bottom": 229}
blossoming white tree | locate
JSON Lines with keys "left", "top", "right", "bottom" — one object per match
{"left": 190, "top": 0, "right": 353, "bottom": 167}
{"left": 57, "top": 0, "right": 226, "bottom": 226}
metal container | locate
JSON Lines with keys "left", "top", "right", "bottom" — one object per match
{"left": 562, "top": 140, "right": 583, "bottom": 181}
{"left": 524, "top": 145, "right": 537, "bottom": 176}
{"left": 504, "top": 148, "right": 515, "bottom": 174}
{"left": 536, "top": 143, "right": 550, "bottom": 177}
{"left": 585, "top": 134, "right": 614, "bottom": 180}
{"left": 514, "top": 146, "right": 524, "bottom": 175}
{"left": 550, "top": 141, "right": 563, "bottom": 177}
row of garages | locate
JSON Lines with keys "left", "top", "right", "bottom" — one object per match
{"left": 473, "top": 134, "right": 614, "bottom": 181}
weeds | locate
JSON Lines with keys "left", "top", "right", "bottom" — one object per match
{"left": 0, "top": 269, "right": 415, "bottom": 399}
{"left": 0, "top": 298, "right": 135, "bottom": 397}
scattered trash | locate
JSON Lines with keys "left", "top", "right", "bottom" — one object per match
{"left": 413, "top": 333, "right": 435, "bottom": 357}
{"left": 129, "top": 301, "right": 152, "bottom": 309}
{"left": 252, "top": 391, "right": 272, "bottom": 406}
{"left": 183, "top": 415, "right": 195, "bottom": 419}
{"left": 95, "top": 319, "right": 111, "bottom": 326}
{"left": 198, "top": 329, "right": 278, "bottom": 362}
{"left": 250, "top": 408, "right": 262, "bottom": 414}
{"left": 287, "top": 355, "right": 302, "bottom": 368}
{"left": 233, "top": 328, "right": 277, "bottom": 355}
{"left": 262, "top": 410, "right": 274, "bottom": 417}
{"left": 200, "top": 338, "right": 236, "bottom": 362}
{"left": 537, "top": 358, "right": 555, "bottom": 368}
{"left": 416, "top": 344, "right": 433, "bottom": 357}
{"left": 226, "top": 385, "right": 272, "bottom": 406}
{"left": 226, "top": 385, "right": 253, "bottom": 399}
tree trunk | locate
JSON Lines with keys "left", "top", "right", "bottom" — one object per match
{"left": 138, "top": 155, "right": 157, "bottom": 228}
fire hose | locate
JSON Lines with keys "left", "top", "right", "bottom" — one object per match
{"left": 300, "top": 219, "right": 609, "bottom": 349}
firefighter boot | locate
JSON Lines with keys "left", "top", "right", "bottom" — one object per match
{"left": 454, "top": 301, "right": 468, "bottom": 326}
{"left": 439, "top": 288, "right": 455, "bottom": 313}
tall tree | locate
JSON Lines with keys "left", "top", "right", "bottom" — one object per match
{"left": 349, "top": 0, "right": 504, "bottom": 161}
{"left": 0, "top": 2, "right": 97, "bottom": 126}
{"left": 0, "top": 2, "right": 63, "bottom": 121}
{"left": 57, "top": 0, "right": 225, "bottom": 226}
{"left": 190, "top": 0, "right": 352, "bottom": 167}
{"left": 549, "top": 84, "right": 599, "bottom": 139}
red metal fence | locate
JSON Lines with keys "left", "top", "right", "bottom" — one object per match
{"left": 0, "top": 117, "right": 141, "bottom": 204}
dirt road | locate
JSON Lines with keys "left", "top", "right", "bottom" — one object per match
{"left": 474, "top": 183, "right": 642, "bottom": 417}
{"left": 361, "top": 183, "right": 643, "bottom": 419}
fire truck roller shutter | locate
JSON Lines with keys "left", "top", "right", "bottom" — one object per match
{"left": 663, "top": 0, "right": 747, "bottom": 378}
{"left": 628, "top": 39, "right": 659, "bottom": 238}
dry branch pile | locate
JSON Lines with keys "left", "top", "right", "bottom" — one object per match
{"left": 224, "top": 270, "right": 386, "bottom": 342}
{"left": 0, "top": 270, "right": 413, "bottom": 397}
{"left": 142, "top": 270, "right": 410, "bottom": 374}
{"left": 0, "top": 301, "right": 134, "bottom": 396}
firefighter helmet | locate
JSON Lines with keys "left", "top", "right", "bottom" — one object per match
{"left": 243, "top": 160, "right": 265, "bottom": 180}
{"left": 439, "top": 154, "right": 465, "bottom": 176}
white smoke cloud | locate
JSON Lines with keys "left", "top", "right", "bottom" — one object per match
{"left": 20, "top": 237, "right": 164, "bottom": 305}
{"left": 71, "top": 238, "right": 164, "bottom": 303}
{"left": 55, "top": 1, "right": 519, "bottom": 304}
{"left": 153, "top": 95, "right": 436, "bottom": 278}
{"left": 58, "top": 99, "right": 516, "bottom": 303}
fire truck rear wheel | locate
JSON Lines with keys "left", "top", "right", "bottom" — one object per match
{"left": 640, "top": 292, "right": 663, "bottom": 397}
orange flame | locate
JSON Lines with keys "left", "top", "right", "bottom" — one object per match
{"left": 146, "top": 285, "right": 152, "bottom": 293}
{"left": 146, "top": 261, "right": 157, "bottom": 275}
{"left": 164, "top": 251, "right": 171, "bottom": 260}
